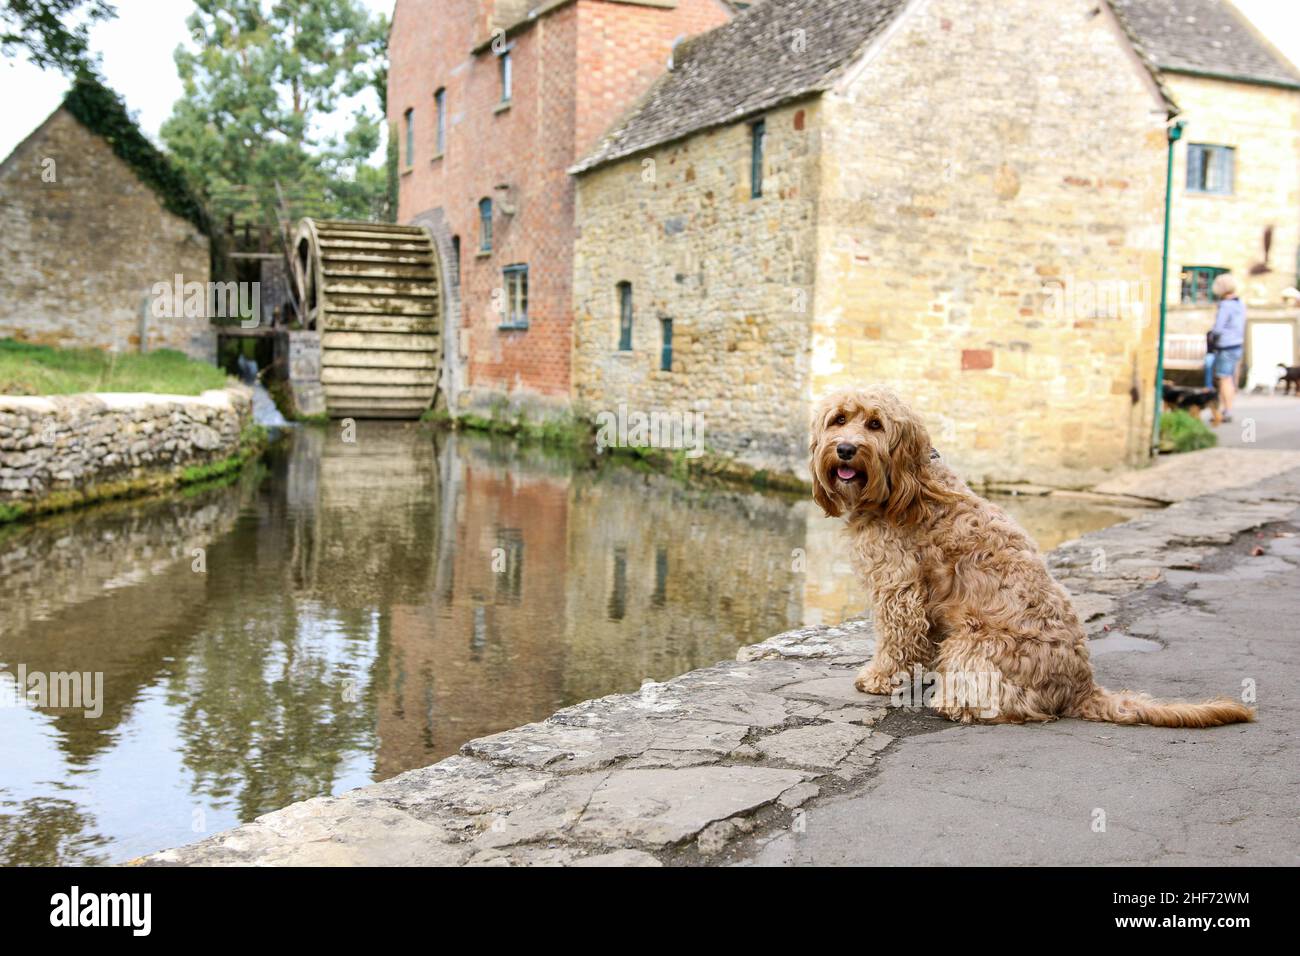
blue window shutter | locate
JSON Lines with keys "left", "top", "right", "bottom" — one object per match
{"left": 660, "top": 318, "right": 673, "bottom": 371}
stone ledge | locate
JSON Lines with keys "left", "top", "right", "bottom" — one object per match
{"left": 0, "top": 384, "right": 253, "bottom": 516}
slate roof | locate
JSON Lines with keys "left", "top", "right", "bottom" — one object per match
{"left": 1110, "top": 0, "right": 1300, "bottom": 88}
{"left": 570, "top": 0, "right": 909, "bottom": 174}
{"left": 572, "top": 0, "right": 1296, "bottom": 176}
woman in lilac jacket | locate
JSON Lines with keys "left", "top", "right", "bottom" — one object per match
{"left": 1210, "top": 273, "right": 1245, "bottom": 423}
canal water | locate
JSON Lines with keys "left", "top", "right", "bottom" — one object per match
{"left": 0, "top": 424, "right": 1144, "bottom": 864}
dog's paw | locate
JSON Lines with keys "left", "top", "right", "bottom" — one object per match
{"left": 854, "top": 667, "right": 894, "bottom": 696}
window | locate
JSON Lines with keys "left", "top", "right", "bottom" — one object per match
{"left": 434, "top": 88, "right": 446, "bottom": 155}
{"left": 403, "top": 108, "right": 414, "bottom": 167}
{"left": 1187, "top": 144, "right": 1234, "bottom": 195}
{"left": 660, "top": 317, "right": 673, "bottom": 371}
{"left": 1180, "top": 265, "right": 1228, "bottom": 304}
{"left": 478, "top": 198, "right": 493, "bottom": 252}
{"left": 499, "top": 50, "right": 512, "bottom": 103}
{"left": 617, "top": 282, "right": 633, "bottom": 350}
{"left": 501, "top": 264, "right": 528, "bottom": 329}
{"left": 750, "top": 118, "right": 765, "bottom": 198}
{"left": 451, "top": 235, "right": 460, "bottom": 283}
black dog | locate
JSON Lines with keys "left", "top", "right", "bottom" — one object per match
{"left": 1163, "top": 380, "right": 1221, "bottom": 425}
{"left": 1278, "top": 363, "right": 1300, "bottom": 396}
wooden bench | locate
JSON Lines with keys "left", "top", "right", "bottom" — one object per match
{"left": 1163, "top": 333, "right": 1206, "bottom": 371}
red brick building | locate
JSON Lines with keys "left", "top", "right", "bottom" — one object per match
{"left": 388, "top": 0, "right": 733, "bottom": 419}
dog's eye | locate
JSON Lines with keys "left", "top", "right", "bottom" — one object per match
{"left": 834, "top": 414, "right": 847, "bottom": 426}
{"left": 868, "top": 419, "right": 883, "bottom": 431}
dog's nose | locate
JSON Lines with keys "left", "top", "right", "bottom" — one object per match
{"left": 836, "top": 442, "right": 856, "bottom": 461}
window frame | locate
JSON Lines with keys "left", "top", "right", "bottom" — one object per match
{"left": 1186, "top": 143, "right": 1235, "bottom": 196}
{"left": 1179, "top": 265, "right": 1228, "bottom": 305}
{"left": 500, "top": 264, "right": 529, "bottom": 330}
{"left": 434, "top": 87, "right": 446, "bottom": 155}
{"left": 617, "top": 281, "right": 633, "bottom": 351}
{"left": 750, "top": 118, "right": 766, "bottom": 199}
{"left": 403, "top": 107, "right": 415, "bottom": 168}
{"left": 499, "top": 49, "right": 513, "bottom": 104}
{"left": 478, "top": 198, "right": 493, "bottom": 253}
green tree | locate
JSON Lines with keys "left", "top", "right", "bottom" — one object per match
{"left": 161, "top": 0, "right": 389, "bottom": 225}
{"left": 1, "top": 0, "right": 115, "bottom": 74}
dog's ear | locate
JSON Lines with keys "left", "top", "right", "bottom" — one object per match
{"left": 811, "top": 471, "right": 842, "bottom": 518}
{"left": 884, "top": 407, "right": 935, "bottom": 522}
{"left": 808, "top": 404, "right": 842, "bottom": 518}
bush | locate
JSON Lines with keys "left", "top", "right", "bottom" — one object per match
{"left": 1159, "top": 409, "right": 1217, "bottom": 453}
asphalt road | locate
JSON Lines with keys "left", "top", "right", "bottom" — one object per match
{"left": 1214, "top": 394, "right": 1300, "bottom": 450}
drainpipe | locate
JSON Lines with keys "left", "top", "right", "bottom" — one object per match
{"left": 1152, "top": 119, "right": 1185, "bottom": 455}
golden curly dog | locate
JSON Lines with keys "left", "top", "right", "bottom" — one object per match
{"left": 810, "top": 386, "right": 1254, "bottom": 727}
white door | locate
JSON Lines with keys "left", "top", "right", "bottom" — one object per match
{"left": 1245, "top": 322, "right": 1295, "bottom": 392}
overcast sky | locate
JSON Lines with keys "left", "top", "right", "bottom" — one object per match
{"left": 0, "top": 0, "right": 394, "bottom": 160}
{"left": 1, "top": 0, "right": 1297, "bottom": 162}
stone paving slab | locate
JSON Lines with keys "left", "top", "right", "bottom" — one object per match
{"left": 1091, "top": 447, "right": 1300, "bottom": 503}
{"left": 140, "top": 466, "right": 1300, "bottom": 867}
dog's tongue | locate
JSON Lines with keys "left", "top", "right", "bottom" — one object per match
{"left": 836, "top": 466, "right": 857, "bottom": 481}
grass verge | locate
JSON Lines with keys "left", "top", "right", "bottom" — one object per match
{"left": 0, "top": 339, "right": 228, "bottom": 397}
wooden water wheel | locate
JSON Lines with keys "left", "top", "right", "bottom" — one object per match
{"left": 292, "top": 218, "right": 443, "bottom": 419}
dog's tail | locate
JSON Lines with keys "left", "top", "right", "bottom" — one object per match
{"left": 1073, "top": 685, "right": 1254, "bottom": 727}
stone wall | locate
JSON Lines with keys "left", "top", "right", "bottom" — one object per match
{"left": 810, "top": 0, "right": 1169, "bottom": 487}
{"left": 572, "top": 100, "right": 822, "bottom": 473}
{"left": 0, "top": 108, "right": 213, "bottom": 361}
{"left": 0, "top": 386, "right": 251, "bottom": 514}
{"left": 571, "top": 0, "right": 1171, "bottom": 485}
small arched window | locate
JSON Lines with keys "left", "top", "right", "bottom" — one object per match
{"left": 478, "top": 198, "right": 493, "bottom": 252}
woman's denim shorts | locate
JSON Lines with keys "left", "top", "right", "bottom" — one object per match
{"left": 1213, "top": 345, "right": 1243, "bottom": 378}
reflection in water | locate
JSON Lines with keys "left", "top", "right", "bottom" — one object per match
{"left": 0, "top": 424, "right": 1144, "bottom": 863}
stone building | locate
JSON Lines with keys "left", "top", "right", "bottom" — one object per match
{"left": 387, "top": 0, "right": 733, "bottom": 421}
{"left": 0, "top": 77, "right": 213, "bottom": 361}
{"left": 571, "top": 0, "right": 1190, "bottom": 486}
{"left": 1113, "top": 0, "right": 1300, "bottom": 392}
